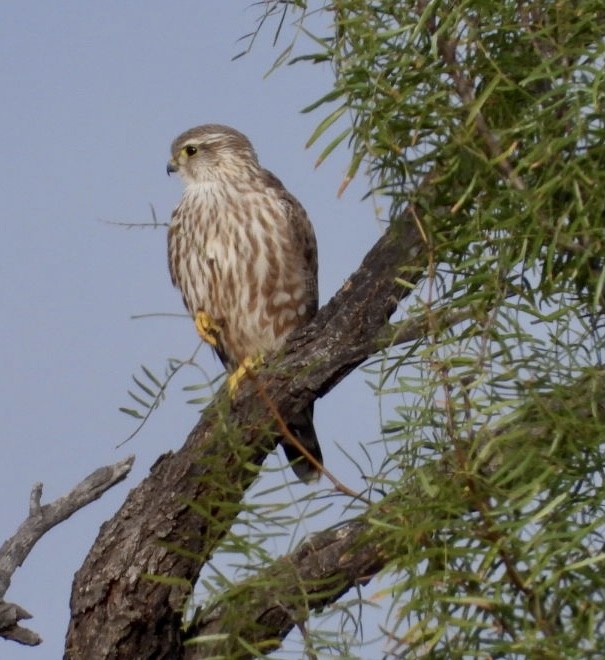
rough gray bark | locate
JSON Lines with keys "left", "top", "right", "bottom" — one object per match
{"left": 0, "top": 457, "right": 134, "bottom": 646}
{"left": 65, "top": 207, "right": 428, "bottom": 659}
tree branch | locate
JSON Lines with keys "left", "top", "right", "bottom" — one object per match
{"left": 65, "top": 203, "right": 430, "bottom": 659}
{"left": 185, "top": 518, "right": 381, "bottom": 659}
{"left": 0, "top": 456, "right": 134, "bottom": 646}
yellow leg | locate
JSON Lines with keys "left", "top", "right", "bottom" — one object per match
{"left": 227, "top": 355, "right": 263, "bottom": 397}
{"left": 194, "top": 311, "right": 221, "bottom": 347}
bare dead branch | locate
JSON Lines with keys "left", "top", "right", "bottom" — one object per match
{"left": 0, "top": 456, "right": 134, "bottom": 646}
{"left": 0, "top": 601, "right": 40, "bottom": 646}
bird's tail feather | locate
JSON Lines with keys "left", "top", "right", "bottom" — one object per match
{"left": 282, "top": 403, "right": 323, "bottom": 482}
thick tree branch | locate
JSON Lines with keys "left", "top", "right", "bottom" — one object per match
{"left": 185, "top": 518, "right": 381, "bottom": 659}
{"left": 65, "top": 203, "right": 429, "bottom": 659}
{"left": 0, "top": 456, "right": 134, "bottom": 646}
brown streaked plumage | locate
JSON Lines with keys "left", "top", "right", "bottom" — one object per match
{"left": 167, "top": 124, "right": 322, "bottom": 481}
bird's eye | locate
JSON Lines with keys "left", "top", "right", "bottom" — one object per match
{"left": 184, "top": 145, "right": 198, "bottom": 156}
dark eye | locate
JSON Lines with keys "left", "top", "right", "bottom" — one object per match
{"left": 185, "top": 145, "right": 198, "bottom": 156}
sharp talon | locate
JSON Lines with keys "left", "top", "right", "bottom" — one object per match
{"left": 228, "top": 356, "right": 263, "bottom": 398}
{"left": 195, "top": 311, "right": 220, "bottom": 347}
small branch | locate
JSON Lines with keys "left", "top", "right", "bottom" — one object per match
{"left": 29, "top": 482, "right": 43, "bottom": 516}
{"left": 378, "top": 301, "right": 485, "bottom": 350}
{"left": 0, "top": 601, "right": 40, "bottom": 646}
{"left": 0, "top": 456, "right": 134, "bottom": 645}
{"left": 103, "top": 220, "right": 170, "bottom": 229}
{"left": 433, "top": 19, "right": 585, "bottom": 259}
{"left": 184, "top": 518, "right": 383, "bottom": 659}
{"left": 117, "top": 343, "right": 204, "bottom": 448}
{"left": 250, "top": 371, "right": 370, "bottom": 503}
{"left": 435, "top": 35, "right": 525, "bottom": 192}
{"left": 101, "top": 203, "right": 168, "bottom": 229}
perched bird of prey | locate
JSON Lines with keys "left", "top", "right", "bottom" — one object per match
{"left": 167, "top": 124, "right": 322, "bottom": 481}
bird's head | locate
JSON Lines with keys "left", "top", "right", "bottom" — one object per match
{"left": 167, "top": 124, "right": 260, "bottom": 186}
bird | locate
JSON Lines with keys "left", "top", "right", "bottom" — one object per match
{"left": 166, "top": 124, "right": 322, "bottom": 481}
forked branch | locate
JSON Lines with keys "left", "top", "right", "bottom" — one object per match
{"left": 0, "top": 456, "right": 134, "bottom": 646}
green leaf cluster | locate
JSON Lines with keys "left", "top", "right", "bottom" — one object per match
{"left": 302, "top": 0, "right": 605, "bottom": 308}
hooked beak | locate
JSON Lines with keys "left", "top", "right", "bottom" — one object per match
{"left": 166, "top": 159, "right": 178, "bottom": 175}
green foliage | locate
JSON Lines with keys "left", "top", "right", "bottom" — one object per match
{"left": 368, "top": 369, "right": 605, "bottom": 657}
{"left": 238, "top": 0, "right": 605, "bottom": 657}
{"left": 301, "top": 0, "right": 605, "bottom": 307}
{"left": 118, "top": 343, "right": 222, "bottom": 446}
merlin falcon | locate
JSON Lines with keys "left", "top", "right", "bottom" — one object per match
{"left": 167, "top": 124, "right": 322, "bottom": 481}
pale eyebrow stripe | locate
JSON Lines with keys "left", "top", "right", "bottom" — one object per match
{"left": 184, "top": 135, "right": 224, "bottom": 147}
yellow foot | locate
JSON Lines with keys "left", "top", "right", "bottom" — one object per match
{"left": 195, "top": 311, "right": 221, "bottom": 348}
{"left": 227, "top": 355, "right": 263, "bottom": 398}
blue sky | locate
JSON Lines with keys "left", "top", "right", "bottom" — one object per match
{"left": 0, "top": 3, "right": 389, "bottom": 657}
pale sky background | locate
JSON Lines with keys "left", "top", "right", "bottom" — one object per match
{"left": 0, "top": 3, "right": 393, "bottom": 658}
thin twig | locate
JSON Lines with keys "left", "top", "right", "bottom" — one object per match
{"left": 434, "top": 23, "right": 585, "bottom": 258}
{"left": 245, "top": 364, "right": 371, "bottom": 503}
{"left": 378, "top": 302, "right": 484, "bottom": 349}
{"left": 102, "top": 220, "right": 170, "bottom": 229}
{"left": 101, "top": 203, "right": 168, "bottom": 229}
{"left": 436, "top": 35, "right": 525, "bottom": 192}
{"left": 117, "top": 341, "right": 205, "bottom": 448}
